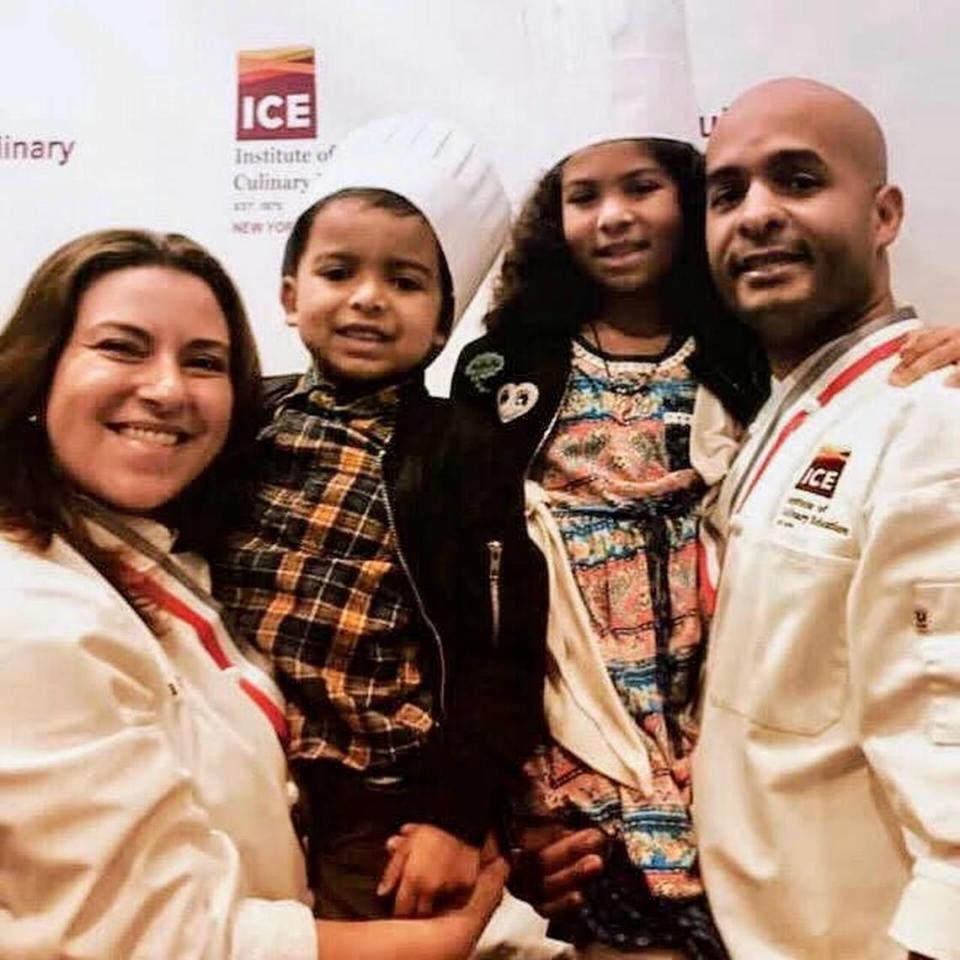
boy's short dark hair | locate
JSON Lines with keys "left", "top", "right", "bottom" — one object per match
{"left": 283, "top": 187, "right": 455, "bottom": 335}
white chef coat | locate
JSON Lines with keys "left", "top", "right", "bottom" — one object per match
{"left": 694, "top": 315, "right": 960, "bottom": 960}
{"left": 0, "top": 510, "right": 317, "bottom": 960}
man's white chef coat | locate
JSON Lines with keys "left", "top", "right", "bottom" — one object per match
{"left": 695, "top": 315, "right": 960, "bottom": 960}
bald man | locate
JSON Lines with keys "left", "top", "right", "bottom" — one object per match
{"left": 692, "top": 77, "right": 960, "bottom": 960}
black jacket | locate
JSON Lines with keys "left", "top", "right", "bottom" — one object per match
{"left": 450, "top": 323, "right": 769, "bottom": 469}
{"left": 450, "top": 327, "right": 572, "bottom": 472}
{"left": 261, "top": 374, "right": 548, "bottom": 845}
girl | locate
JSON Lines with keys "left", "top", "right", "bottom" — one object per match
{"left": 452, "top": 134, "right": 766, "bottom": 960}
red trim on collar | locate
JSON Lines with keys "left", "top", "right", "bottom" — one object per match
{"left": 738, "top": 333, "right": 908, "bottom": 510}
{"left": 121, "top": 565, "right": 290, "bottom": 745}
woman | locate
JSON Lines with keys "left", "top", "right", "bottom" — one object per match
{"left": 0, "top": 228, "right": 506, "bottom": 959}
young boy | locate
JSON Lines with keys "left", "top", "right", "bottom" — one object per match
{"left": 213, "top": 116, "right": 547, "bottom": 921}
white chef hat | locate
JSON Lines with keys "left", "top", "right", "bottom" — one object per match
{"left": 522, "top": 0, "right": 700, "bottom": 168}
{"left": 313, "top": 115, "right": 511, "bottom": 326}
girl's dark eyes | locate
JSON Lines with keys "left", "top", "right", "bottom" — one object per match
{"left": 564, "top": 182, "right": 662, "bottom": 206}
{"left": 624, "top": 179, "right": 662, "bottom": 196}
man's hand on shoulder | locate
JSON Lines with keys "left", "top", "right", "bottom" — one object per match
{"left": 889, "top": 326, "right": 960, "bottom": 387}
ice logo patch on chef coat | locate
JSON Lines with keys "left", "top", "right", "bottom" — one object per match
{"left": 795, "top": 445, "right": 850, "bottom": 498}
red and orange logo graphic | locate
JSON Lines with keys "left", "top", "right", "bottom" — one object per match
{"left": 236, "top": 46, "right": 317, "bottom": 141}
{"left": 795, "top": 445, "right": 850, "bottom": 498}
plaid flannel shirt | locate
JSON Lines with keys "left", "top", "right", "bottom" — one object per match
{"left": 214, "top": 367, "right": 434, "bottom": 771}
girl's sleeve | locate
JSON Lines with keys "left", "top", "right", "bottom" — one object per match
{"left": 0, "top": 572, "right": 317, "bottom": 960}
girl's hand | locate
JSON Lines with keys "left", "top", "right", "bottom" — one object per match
{"left": 889, "top": 326, "right": 960, "bottom": 387}
{"left": 378, "top": 823, "right": 481, "bottom": 917}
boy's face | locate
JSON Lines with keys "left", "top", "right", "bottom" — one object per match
{"left": 283, "top": 197, "right": 446, "bottom": 384}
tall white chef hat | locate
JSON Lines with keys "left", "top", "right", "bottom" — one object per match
{"left": 522, "top": 0, "right": 700, "bottom": 168}
{"left": 312, "top": 115, "right": 511, "bottom": 326}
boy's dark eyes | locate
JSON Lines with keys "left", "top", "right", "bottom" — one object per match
{"left": 314, "top": 264, "right": 427, "bottom": 292}
{"left": 318, "top": 265, "right": 351, "bottom": 281}
{"left": 391, "top": 274, "right": 425, "bottom": 292}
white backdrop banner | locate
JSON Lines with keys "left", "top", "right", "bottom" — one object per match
{"left": 3, "top": 0, "right": 959, "bottom": 391}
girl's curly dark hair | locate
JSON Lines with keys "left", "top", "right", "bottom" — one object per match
{"left": 485, "top": 139, "right": 769, "bottom": 423}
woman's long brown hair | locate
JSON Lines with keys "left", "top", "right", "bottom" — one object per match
{"left": 0, "top": 229, "right": 263, "bottom": 628}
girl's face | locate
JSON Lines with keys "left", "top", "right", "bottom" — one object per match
{"left": 561, "top": 139, "right": 683, "bottom": 296}
{"left": 45, "top": 265, "right": 234, "bottom": 513}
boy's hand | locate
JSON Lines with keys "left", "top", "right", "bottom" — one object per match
{"left": 378, "top": 823, "right": 480, "bottom": 918}
{"left": 889, "top": 326, "right": 960, "bottom": 387}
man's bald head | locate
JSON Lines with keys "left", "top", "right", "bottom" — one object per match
{"left": 713, "top": 78, "right": 888, "bottom": 185}
{"left": 705, "top": 77, "right": 903, "bottom": 374}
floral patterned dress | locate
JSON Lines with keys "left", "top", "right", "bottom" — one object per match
{"left": 524, "top": 336, "right": 727, "bottom": 957}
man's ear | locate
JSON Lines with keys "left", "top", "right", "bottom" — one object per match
{"left": 280, "top": 276, "right": 298, "bottom": 328}
{"left": 873, "top": 184, "right": 904, "bottom": 251}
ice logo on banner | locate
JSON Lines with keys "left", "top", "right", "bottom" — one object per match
{"left": 236, "top": 46, "right": 317, "bottom": 141}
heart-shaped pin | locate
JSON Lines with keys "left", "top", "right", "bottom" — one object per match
{"left": 497, "top": 382, "right": 540, "bottom": 423}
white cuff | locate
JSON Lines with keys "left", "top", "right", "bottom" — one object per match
{"left": 890, "top": 865, "right": 960, "bottom": 960}
{"left": 233, "top": 898, "right": 317, "bottom": 960}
